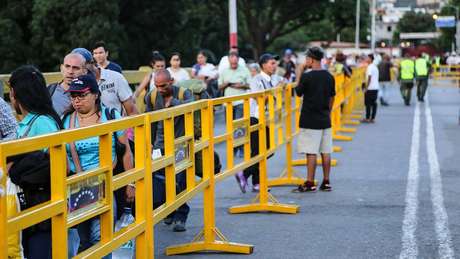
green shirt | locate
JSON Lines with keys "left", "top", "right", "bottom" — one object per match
{"left": 218, "top": 65, "right": 251, "bottom": 105}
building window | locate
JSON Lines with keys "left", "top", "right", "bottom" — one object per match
{"left": 387, "top": 26, "right": 392, "bottom": 32}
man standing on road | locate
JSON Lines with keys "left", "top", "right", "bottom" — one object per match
{"left": 218, "top": 51, "right": 251, "bottom": 158}
{"left": 72, "top": 48, "right": 138, "bottom": 115}
{"left": 92, "top": 41, "right": 123, "bottom": 74}
{"left": 234, "top": 53, "right": 278, "bottom": 193}
{"left": 145, "top": 69, "right": 194, "bottom": 232}
{"left": 399, "top": 53, "right": 415, "bottom": 106}
{"left": 415, "top": 53, "right": 429, "bottom": 102}
{"left": 378, "top": 54, "right": 392, "bottom": 106}
{"left": 294, "top": 47, "right": 335, "bottom": 192}
{"left": 48, "top": 53, "right": 87, "bottom": 116}
{"left": 362, "top": 54, "right": 380, "bottom": 123}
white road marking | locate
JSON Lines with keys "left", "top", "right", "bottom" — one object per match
{"left": 425, "top": 95, "right": 455, "bottom": 259}
{"left": 400, "top": 102, "right": 421, "bottom": 259}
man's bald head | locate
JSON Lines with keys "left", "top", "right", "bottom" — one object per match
{"left": 61, "top": 53, "right": 87, "bottom": 85}
{"left": 154, "top": 69, "right": 172, "bottom": 82}
{"left": 63, "top": 53, "right": 86, "bottom": 67}
{"left": 154, "top": 69, "right": 174, "bottom": 97}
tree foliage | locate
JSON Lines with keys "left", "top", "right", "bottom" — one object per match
{"left": 393, "top": 11, "right": 436, "bottom": 43}
{"left": 0, "top": 0, "right": 369, "bottom": 73}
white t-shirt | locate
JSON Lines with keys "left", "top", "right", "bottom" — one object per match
{"left": 249, "top": 71, "right": 274, "bottom": 118}
{"left": 167, "top": 67, "right": 190, "bottom": 83}
{"left": 192, "top": 63, "right": 218, "bottom": 78}
{"left": 98, "top": 68, "right": 133, "bottom": 113}
{"left": 218, "top": 56, "right": 247, "bottom": 75}
{"left": 366, "top": 63, "right": 380, "bottom": 90}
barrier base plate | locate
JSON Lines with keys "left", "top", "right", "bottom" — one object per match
{"left": 337, "top": 127, "right": 357, "bottom": 133}
{"left": 228, "top": 202, "right": 299, "bottom": 214}
{"left": 334, "top": 145, "right": 342, "bottom": 152}
{"left": 166, "top": 228, "right": 254, "bottom": 256}
{"left": 166, "top": 241, "right": 254, "bottom": 256}
{"left": 333, "top": 134, "right": 353, "bottom": 141}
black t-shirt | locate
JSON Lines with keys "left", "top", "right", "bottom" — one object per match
{"left": 296, "top": 70, "right": 336, "bottom": 129}
{"left": 378, "top": 61, "right": 392, "bottom": 82}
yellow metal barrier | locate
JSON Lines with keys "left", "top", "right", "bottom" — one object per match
{"left": 0, "top": 67, "right": 367, "bottom": 258}
{"left": 431, "top": 65, "right": 460, "bottom": 81}
{"left": 0, "top": 70, "right": 149, "bottom": 95}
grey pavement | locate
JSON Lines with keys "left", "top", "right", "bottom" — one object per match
{"left": 115, "top": 81, "right": 460, "bottom": 259}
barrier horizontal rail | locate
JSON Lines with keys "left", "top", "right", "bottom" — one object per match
{"left": 0, "top": 67, "right": 367, "bottom": 258}
{"left": 0, "top": 70, "right": 149, "bottom": 95}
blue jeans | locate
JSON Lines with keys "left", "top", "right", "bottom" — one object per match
{"left": 76, "top": 196, "right": 116, "bottom": 259}
{"left": 25, "top": 228, "right": 79, "bottom": 259}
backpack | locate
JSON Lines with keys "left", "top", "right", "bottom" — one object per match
{"left": 149, "top": 84, "right": 209, "bottom": 139}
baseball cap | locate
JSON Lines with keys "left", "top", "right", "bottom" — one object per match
{"left": 284, "top": 48, "right": 293, "bottom": 56}
{"left": 71, "top": 48, "right": 93, "bottom": 63}
{"left": 67, "top": 74, "right": 99, "bottom": 93}
{"left": 258, "top": 53, "right": 279, "bottom": 66}
{"left": 305, "top": 47, "right": 324, "bottom": 61}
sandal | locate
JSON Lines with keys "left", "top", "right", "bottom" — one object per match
{"left": 292, "top": 181, "right": 317, "bottom": 193}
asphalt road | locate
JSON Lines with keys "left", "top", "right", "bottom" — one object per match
{"left": 115, "top": 81, "right": 460, "bottom": 259}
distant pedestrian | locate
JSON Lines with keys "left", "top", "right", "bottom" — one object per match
{"left": 218, "top": 50, "right": 251, "bottom": 158}
{"left": 378, "top": 54, "right": 392, "bottom": 106}
{"left": 92, "top": 41, "right": 123, "bottom": 74}
{"left": 217, "top": 46, "right": 246, "bottom": 75}
{"left": 362, "top": 54, "right": 380, "bottom": 123}
{"left": 192, "top": 51, "right": 219, "bottom": 97}
{"left": 399, "top": 53, "right": 415, "bottom": 106}
{"left": 293, "top": 47, "right": 335, "bottom": 192}
{"left": 135, "top": 51, "right": 166, "bottom": 112}
{"left": 415, "top": 53, "right": 429, "bottom": 102}
{"left": 167, "top": 52, "right": 190, "bottom": 84}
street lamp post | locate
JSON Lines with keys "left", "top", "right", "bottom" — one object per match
{"left": 355, "top": 0, "right": 361, "bottom": 49}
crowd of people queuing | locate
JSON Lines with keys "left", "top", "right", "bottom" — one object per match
{"left": 0, "top": 40, "right": 433, "bottom": 258}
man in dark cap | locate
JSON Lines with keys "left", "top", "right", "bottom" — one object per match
{"left": 294, "top": 47, "right": 335, "bottom": 192}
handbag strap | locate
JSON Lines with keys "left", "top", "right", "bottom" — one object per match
{"left": 68, "top": 112, "right": 83, "bottom": 173}
{"left": 21, "top": 114, "right": 40, "bottom": 138}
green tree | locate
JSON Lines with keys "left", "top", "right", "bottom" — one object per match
{"left": 30, "top": 0, "right": 125, "bottom": 71}
{"left": 237, "top": 0, "right": 329, "bottom": 58}
{"left": 393, "top": 11, "right": 436, "bottom": 43}
{"left": 0, "top": 0, "right": 33, "bottom": 73}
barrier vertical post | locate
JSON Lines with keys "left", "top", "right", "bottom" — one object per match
{"left": 99, "top": 133, "right": 114, "bottom": 257}
{"left": 50, "top": 144, "right": 67, "bottom": 258}
{"left": 166, "top": 102, "right": 254, "bottom": 255}
{"left": 229, "top": 93, "right": 299, "bottom": 214}
{"left": 0, "top": 147, "right": 6, "bottom": 259}
{"left": 163, "top": 118, "right": 176, "bottom": 206}
{"left": 135, "top": 119, "right": 153, "bottom": 259}
{"left": 268, "top": 84, "right": 305, "bottom": 187}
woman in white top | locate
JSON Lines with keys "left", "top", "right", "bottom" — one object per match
{"left": 192, "top": 51, "right": 218, "bottom": 97}
{"left": 167, "top": 52, "right": 190, "bottom": 84}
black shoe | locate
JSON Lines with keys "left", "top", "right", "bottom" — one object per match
{"left": 320, "top": 181, "right": 332, "bottom": 192}
{"left": 382, "top": 101, "right": 389, "bottom": 106}
{"left": 164, "top": 217, "right": 173, "bottom": 225}
{"left": 292, "top": 181, "right": 317, "bottom": 193}
{"left": 172, "top": 221, "right": 186, "bottom": 232}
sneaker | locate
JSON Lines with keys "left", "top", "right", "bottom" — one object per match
{"left": 172, "top": 221, "right": 186, "bottom": 232}
{"left": 360, "top": 119, "right": 370, "bottom": 123}
{"left": 320, "top": 180, "right": 332, "bottom": 192}
{"left": 164, "top": 217, "right": 173, "bottom": 225}
{"left": 235, "top": 172, "right": 247, "bottom": 193}
{"left": 252, "top": 184, "right": 260, "bottom": 192}
{"left": 370, "top": 119, "right": 375, "bottom": 123}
